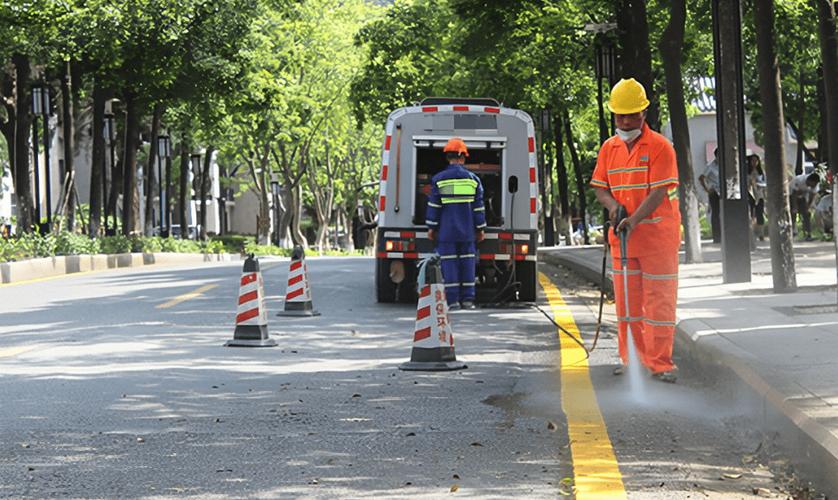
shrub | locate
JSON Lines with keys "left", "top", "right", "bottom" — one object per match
{"left": 244, "top": 241, "right": 293, "bottom": 257}
{"left": 100, "top": 235, "right": 132, "bottom": 254}
{"left": 55, "top": 231, "right": 99, "bottom": 255}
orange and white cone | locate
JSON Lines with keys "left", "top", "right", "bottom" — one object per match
{"left": 225, "top": 255, "right": 276, "bottom": 347}
{"left": 278, "top": 246, "right": 320, "bottom": 317}
{"left": 400, "top": 256, "right": 466, "bottom": 371}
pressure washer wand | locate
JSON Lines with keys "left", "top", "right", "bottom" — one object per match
{"left": 615, "top": 204, "right": 632, "bottom": 348}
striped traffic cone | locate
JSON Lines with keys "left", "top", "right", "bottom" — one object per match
{"left": 277, "top": 246, "right": 320, "bottom": 317}
{"left": 225, "top": 255, "right": 276, "bottom": 347}
{"left": 400, "top": 256, "right": 466, "bottom": 371}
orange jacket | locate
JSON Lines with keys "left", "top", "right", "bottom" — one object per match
{"left": 590, "top": 123, "right": 681, "bottom": 257}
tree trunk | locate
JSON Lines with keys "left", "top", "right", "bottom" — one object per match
{"left": 89, "top": 83, "right": 106, "bottom": 237}
{"left": 121, "top": 94, "right": 140, "bottom": 236}
{"left": 12, "top": 54, "right": 34, "bottom": 232}
{"left": 659, "top": 0, "right": 702, "bottom": 263}
{"left": 562, "top": 109, "right": 589, "bottom": 245}
{"left": 756, "top": 0, "right": 796, "bottom": 292}
{"left": 178, "top": 134, "right": 190, "bottom": 239}
{"left": 256, "top": 144, "right": 271, "bottom": 245}
{"left": 61, "top": 60, "right": 76, "bottom": 231}
{"left": 278, "top": 184, "right": 293, "bottom": 247}
{"left": 290, "top": 182, "right": 307, "bottom": 247}
{"left": 144, "top": 103, "right": 161, "bottom": 236}
{"left": 107, "top": 110, "right": 123, "bottom": 234}
{"left": 553, "top": 110, "right": 572, "bottom": 245}
{"left": 814, "top": 0, "right": 838, "bottom": 300}
{"left": 200, "top": 146, "right": 214, "bottom": 240}
{"left": 2, "top": 70, "right": 17, "bottom": 214}
{"left": 795, "top": 68, "right": 805, "bottom": 175}
{"left": 617, "top": 0, "right": 659, "bottom": 129}
{"left": 818, "top": 66, "right": 829, "bottom": 164}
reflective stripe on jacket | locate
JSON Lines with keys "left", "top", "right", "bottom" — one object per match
{"left": 426, "top": 164, "right": 486, "bottom": 242}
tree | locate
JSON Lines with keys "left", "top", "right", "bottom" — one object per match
{"left": 659, "top": 0, "right": 703, "bottom": 263}
{"left": 757, "top": 0, "right": 797, "bottom": 292}
{"left": 814, "top": 0, "right": 838, "bottom": 299}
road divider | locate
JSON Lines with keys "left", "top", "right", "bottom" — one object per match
{"left": 0, "top": 252, "right": 240, "bottom": 286}
{"left": 539, "top": 272, "right": 626, "bottom": 499}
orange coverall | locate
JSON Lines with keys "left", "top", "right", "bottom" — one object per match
{"left": 590, "top": 123, "right": 681, "bottom": 374}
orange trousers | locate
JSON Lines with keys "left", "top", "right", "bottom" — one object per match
{"left": 612, "top": 250, "right": 679, "bottom": 373}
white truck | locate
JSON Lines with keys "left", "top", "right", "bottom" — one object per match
{"left": 375, "top": 98, "right": 539, "bottom": 304}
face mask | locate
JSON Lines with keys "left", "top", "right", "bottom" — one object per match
{"left": 616, "top": 128, "right": 642, "bottom": 143}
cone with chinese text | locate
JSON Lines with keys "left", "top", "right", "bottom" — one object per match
{"left": 399, "top": 256, "right": 466, "bottom": 371}
{"left": 226, "top": 255, "right": 276, "bottom": 347}
{"left": 278, "top": 245, "right": 320, "bottom": 317}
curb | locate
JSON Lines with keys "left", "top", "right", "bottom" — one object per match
{"left": 539, "top": 249, "right": 612, "bottom": 294}
{"left": 0, "top": 252, "right": 241, "bottom": 285}
{"left": 540, "top": 248, "right": 838, "bottom": 494}
{"left": 675, "top": 321, "right": 838, "bottom": 495}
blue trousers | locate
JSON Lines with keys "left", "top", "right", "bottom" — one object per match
{"left": 436, "top": 241, "right": 476, "bottom": 305}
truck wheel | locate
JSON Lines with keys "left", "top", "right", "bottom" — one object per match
{"left": 397, "top": 260, "right": 418, "bottom": 303}
{"left": 376, "top": 259, "right": 396, "bottom": 303}
{"left": 515, "top": 261, "right": 537, "bottom": 302}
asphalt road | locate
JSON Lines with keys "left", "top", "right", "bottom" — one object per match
{"left": 0, "top": 257, "right": 816, "bottom": 498}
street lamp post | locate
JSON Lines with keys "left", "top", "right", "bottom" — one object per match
{"left": 190, "top": 153, "right": 201, "bottom": 239}
{"left": 103, "top": 113, "right": 116, "bottom": 235}
{"left": 40, "top": 86, "right": 51, "bottom": 231}
{"left": 157, "top": 135, "right": 171, "bottom": 235}
{"left": 270, "top": 179, "right": 280, "bottom": 246}
{"left": 31, "top": 85, "right": 43, "bottom": 228}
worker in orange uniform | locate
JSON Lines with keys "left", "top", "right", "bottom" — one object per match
{"left": 590, "top": 78, "right": 681, "bottom": 383}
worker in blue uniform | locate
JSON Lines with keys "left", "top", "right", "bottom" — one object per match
{"left": 426, "top": 138, "right": 486, "bottom": 310}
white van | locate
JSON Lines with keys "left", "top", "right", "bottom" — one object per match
{"left": 375, "top": 98, "right": 539, "bottom": 304}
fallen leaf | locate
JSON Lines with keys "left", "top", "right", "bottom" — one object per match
{"left": 450, "top": 484, "right": 459, "bottom": 493}
{"left": 405, "top": 432, "right": 416, "bottom": 437}
{"left": 470, "top": 442, "right": 483, "bottom": 447}
{"left": 352, "top": 394, "right": 361, "bottom": 398}
{"left": 26, "top": 466, "right": 34, "bottom": 471}
{"left": 453, "top": 474, "right": 460, "bottom": 479}
{"left": 136, "top": 437, "right": 145, "bottom": 443}
{"left": 20, "top": 443, "right": 29, "bottom": 449}
{"left": 752, "top": 486, "right": 772, "bottom": 497}
{"left": 547, "top": 421, "right": 557, "bottom": 431}
{"left": 722, "top": 473, "right": 742, "bottom": 480}
{"left": 405, "top": 482, "right": 412, "bottom": 486}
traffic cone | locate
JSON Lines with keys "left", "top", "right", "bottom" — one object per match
{"left": 225, "top": 255, "right": 276, "bottom": 347}
{"left": 277, "top": 245, "right": 320, "bottom": 317}
{"left": 400, "top": 256, "right": 466, "bottom": 371}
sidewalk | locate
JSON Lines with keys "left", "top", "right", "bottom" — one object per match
{"left": 540, "top": 240, "right": 838, "bottom": 494}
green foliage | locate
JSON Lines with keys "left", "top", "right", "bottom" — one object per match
{"left": 100, "top": 235, "right": 133, "bottom": 254}
{"left": 244, "top": 241, "right": 293, "bottom": 257}
{"left": 55, "top": 231, "right": 100, "bottom": 255}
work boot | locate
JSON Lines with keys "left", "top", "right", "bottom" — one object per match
{"left": 651, "top": 371, "right": 677, "bottom": 383}
{"left": 612, "top": 365, "right": 625, "bottom": 376}
{"left": 460, "top": 301, "right": 476, "bottom": 310}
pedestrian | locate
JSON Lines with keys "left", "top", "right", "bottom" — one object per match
{"left": 747, "top": 154, "right": 767, "bottom": 242}
{"left": 590, "top": 78, "right": 681, "bottom": 383}
{"left": 699, "top": 148, "right": 721, "bottom": 243}
{"left": 425, "top": 138, "right": 486, "bottom": 310}
{"left": 789, "top": 172, "right": 820, "bottom": 241}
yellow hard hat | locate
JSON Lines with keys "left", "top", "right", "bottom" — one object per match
{"left": 608, "top": 78, "right": 650, "bottom": 115}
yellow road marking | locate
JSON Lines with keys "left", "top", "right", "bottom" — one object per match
{"left": 156, "top": 284, "right": 218, "bottom": 309}
{"left": 539, "top": 272, "right": 627, "bottom": 499}
{"left": 0, "top": 345, "right": 38, "bottom": 358}
{"left": 0, "top": 270, "right": 99, "bottom": 287}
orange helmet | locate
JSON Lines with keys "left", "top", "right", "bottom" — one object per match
{"left": 443, "top": 137, "right": 469, "bottom": 157}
